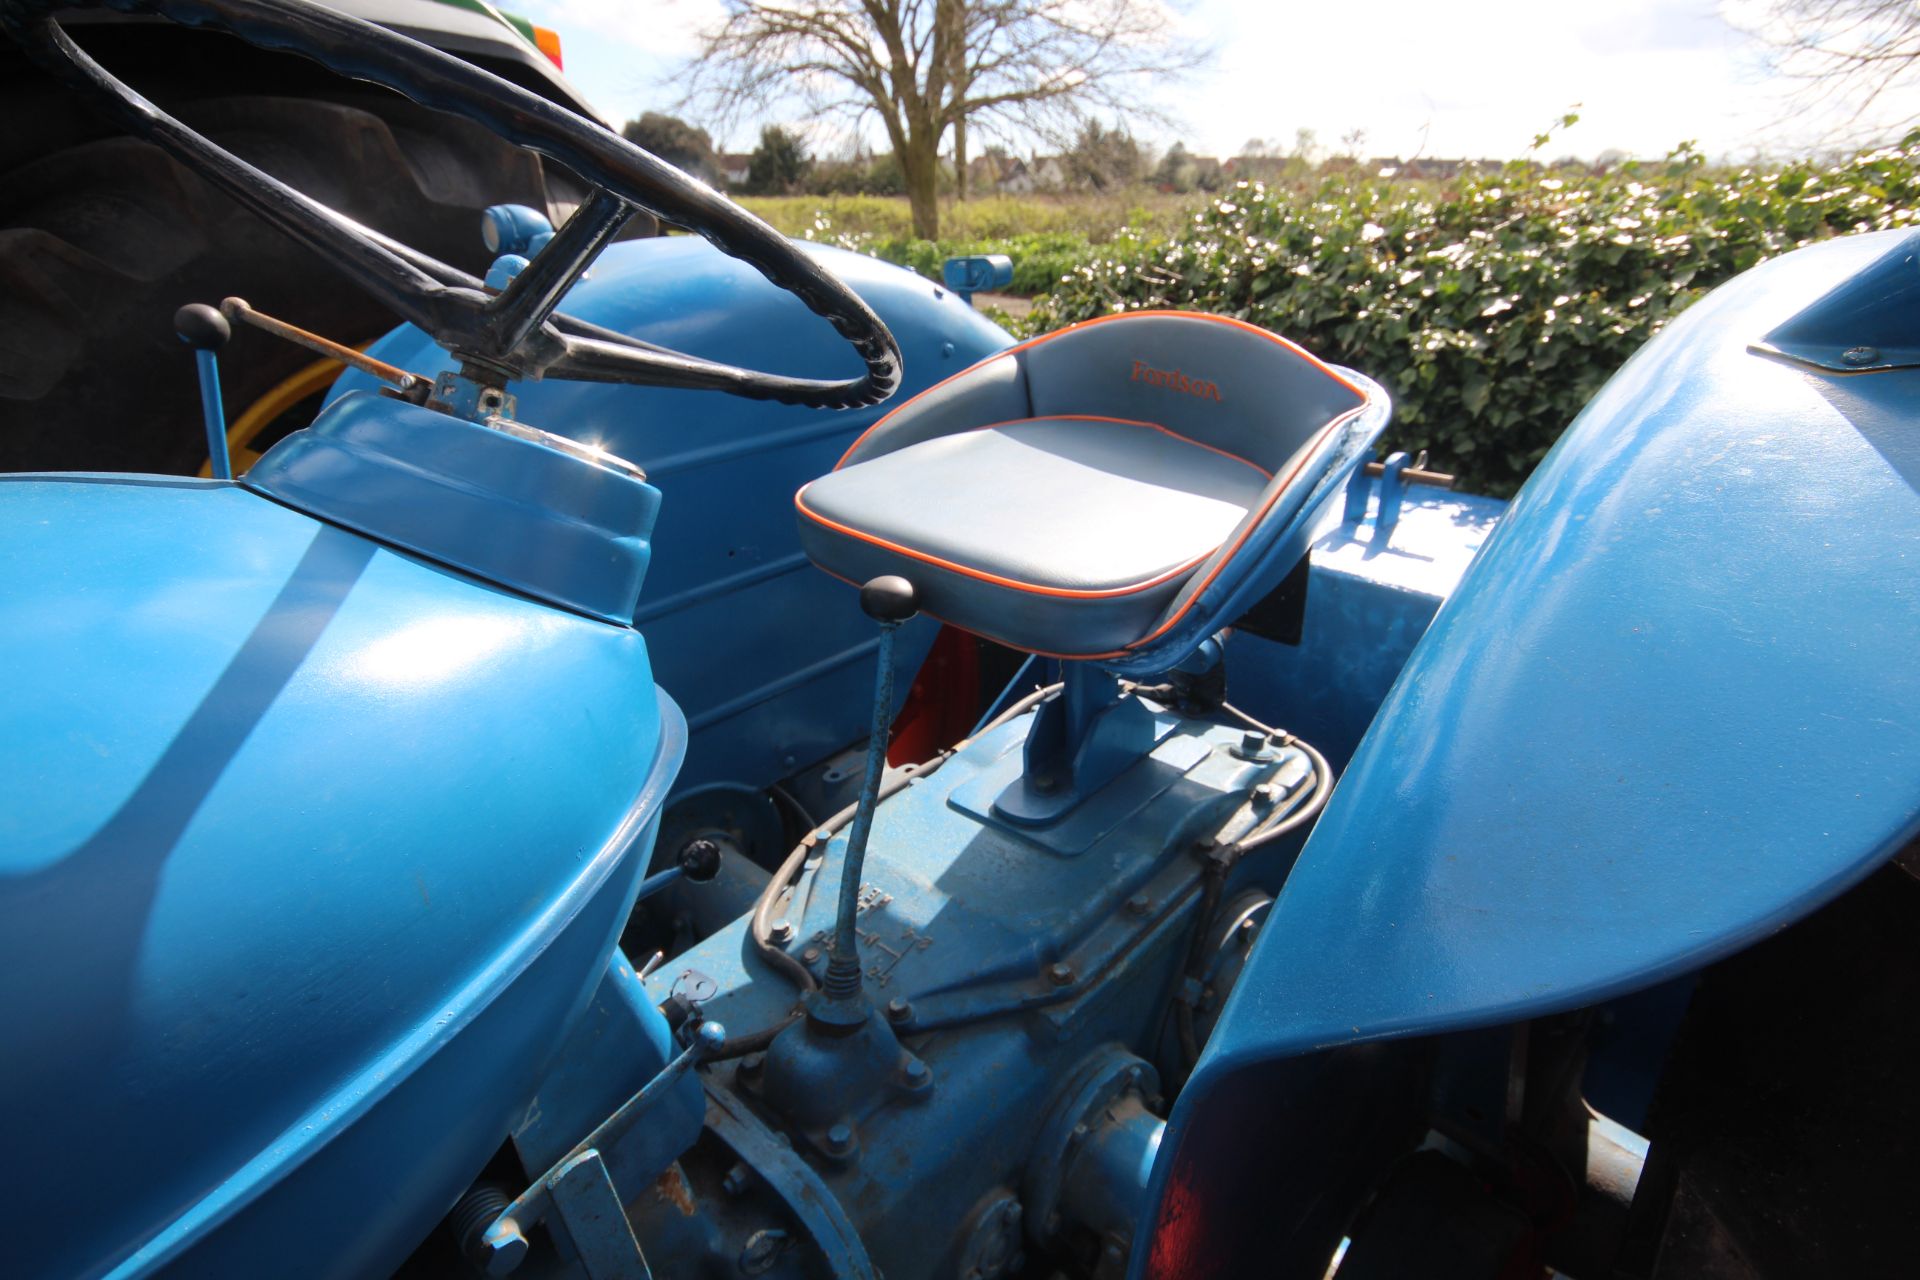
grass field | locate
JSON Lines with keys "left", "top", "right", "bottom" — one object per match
{"left": 735, "top": 191, "right": 1199, "bottom": 242}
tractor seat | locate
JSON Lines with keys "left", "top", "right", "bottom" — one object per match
{"left": 796, "top": 311, "right": 1388, "bottom": 668}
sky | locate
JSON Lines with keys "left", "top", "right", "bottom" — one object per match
{"left": 511, "top": 0, "right": 1920, "bottom": 161}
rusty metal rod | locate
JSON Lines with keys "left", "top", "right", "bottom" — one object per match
{"left": 220, "top": 296, "right": 428, "bottom": 394}
{"left": 1362, "top": 460, "right": 1456, "bottom": 489}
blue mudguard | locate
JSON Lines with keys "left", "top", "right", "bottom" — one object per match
{"left": 1137, "top": 228, "right": 1920, "bottom": 1275}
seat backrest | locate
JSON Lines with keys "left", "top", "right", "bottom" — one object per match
{"left": 840, "top": 311, "right": 1368, "bottom": 476}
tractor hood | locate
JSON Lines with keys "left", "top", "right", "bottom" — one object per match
{"left": 0, "top": 476, "right": 681, "bottom": 1278}
{"left": 1136, "top": 228, "right": 1920, "bottom": 1277}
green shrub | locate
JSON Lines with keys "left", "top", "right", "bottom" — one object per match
{"left": 1025, "top": 139, "right": 1920, "bottom": 496}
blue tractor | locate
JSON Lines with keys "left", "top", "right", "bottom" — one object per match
{"left": 2, "top": 3, "right": 1916, "bottom": 1279}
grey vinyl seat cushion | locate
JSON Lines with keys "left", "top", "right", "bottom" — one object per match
{"left": 796, "top": 311, "right": 1376, "bottom": 659}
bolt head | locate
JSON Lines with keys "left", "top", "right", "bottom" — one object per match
{"left": 769, "top": 919, "right": 795, "bottom": 944}
{"left": 1048, "top": 962, "right": 1075, "bottom": 987}
{"left": 825, "top": 1122, "right": 855, "bottom": 1153}
{"left": 1126, "top": 893, "right": 1152, "bottom": 917}
{"left": 903, "top": 1057, "right": 931, "bottom": 1085}
{"left": 885, "top": 996, "right": 913, "bottom": 1022}
{"left": 739, "top": 1051, "right": 765, "bottom": 1076}
{"left": 475, "top": 1220, "right": 529, "bottom": 1277}
{"left": 1843, "top": 345, "right": 1881, "bottom": 366}
{"left": 801, "top": 946, "right": 822, "bottom": 963}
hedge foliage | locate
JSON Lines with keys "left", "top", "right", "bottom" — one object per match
{"left": 1018, "top": 137, "right": 1920, "bottom": 497}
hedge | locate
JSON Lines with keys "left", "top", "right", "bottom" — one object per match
{"left": 1022, "top": 138, "right": 1920, "bottom": 496}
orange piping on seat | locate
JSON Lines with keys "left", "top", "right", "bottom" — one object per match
{"left": 960, "top": 414, "right": 1274, "bottom": 479}
{"left": 794, "top": 488, "right": 1219, "bottom": 600}
{"left": 833, "top": 309, "right": 1368, "bottom": 470}
{"left": 1119, "top": 408, "right": 1362, "bottom": 652}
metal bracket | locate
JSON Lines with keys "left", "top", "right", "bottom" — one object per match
{"left": 705, "top": 1087, "right": 879, "bottom": 1279}
{"left": 550, "top": 1150, "right": 652, "bottom": 1280}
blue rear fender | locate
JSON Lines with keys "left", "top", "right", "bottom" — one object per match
{"left": 1134, "top": 228, "right": 1920, "bottom": 1276}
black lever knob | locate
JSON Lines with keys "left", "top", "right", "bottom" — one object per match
{"left": 860, "top": 575, "right": 918, "bottom": 623}
{"left": 173, "top": 303, "right": 231, "bottom": 351}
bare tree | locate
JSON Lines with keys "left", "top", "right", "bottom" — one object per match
{"left": 679, "top": 1, "right": 1208, "bottom": 238}
{"left": 1737, "top": 0, "right": 1920, "bottom": 140}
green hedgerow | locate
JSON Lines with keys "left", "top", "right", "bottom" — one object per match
{"left": 1024, "top": 138, "right": 1920, "bottom": 497}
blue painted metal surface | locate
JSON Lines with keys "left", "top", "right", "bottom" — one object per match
{"left": 1232, "top": 483, "right": 1505, "bottom": 772}
{"left": 1755, "top": 228, "right": 1920, "bottom": 372}
{"left": 331, "top": 237, "right": 1012, "bottom": 798}
{"left": 941, "top": 253, "right": 1013, "bottom": 305}
{"left": 483, "top": 202, "right": 556, "bottom": 256}
{"left": 1137, "top": 228, "right": 1920, "bottom": 1275}
{"left": 635, "top": 699, "right": 1314, "bottom": 1279}
{"left": 247, "top": 390, "right": 662, "bottom": 625}
{"left": 511, "top": 949, "right": 705, "bottom": 1207}
{"left": 485, "top": 1023, "right": 723, "bottom": 1273}
{"left": 0, "top": 475, "right": 684, "bottom": 1279}
{"left": 193, "top": 348, "right": 232, "bottom": 479}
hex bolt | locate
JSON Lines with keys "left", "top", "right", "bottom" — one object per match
{"left": 739, "top": 1228, "right": 789, "bottom": 1275}
{"left": 1842, "top": 345, "right": 1880, "bottom": 366}
{"left": 825, "top": 1122, "right": 855, "bottom": 1155}
{"left": 801, "top": 946, "right": 822, "bottom": 964}
{"left": 739, "top": 1052, "right": 766, "bottom": 1077}
{"left": 885, "top": 996, "right": 914, "bottom": 1023}
{"left": 902, "top": 1057, "right": 932, "bottom": 1087}
{"left": 1125, "top": 893, "right": 1152, "bottom": 917}
{"left": 1048, "top": 962, "right": 1075, "bottom": 987}
{"left": 768, "top": 919, "right": 795, "bottom": 944}
{"left": 722, "top": 1163, "right": 753, "bottom": 1197}
{"left": 474, "top": 1222, "right": 528, "bottom": 1278}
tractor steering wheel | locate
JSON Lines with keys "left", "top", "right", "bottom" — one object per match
{"left": 0, "top": 0, "right": 903, "bottom": 410}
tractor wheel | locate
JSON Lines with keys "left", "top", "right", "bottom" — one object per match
{"left": 0, "top": 90, "right": 589, "bottom": 475}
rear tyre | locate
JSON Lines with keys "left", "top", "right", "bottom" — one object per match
{"left": 0, "top": 90, "right": 591, "bottom": 474}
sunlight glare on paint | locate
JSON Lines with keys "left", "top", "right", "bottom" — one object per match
{"left": 351, "top": 615, "right": 529, "bottom": 687}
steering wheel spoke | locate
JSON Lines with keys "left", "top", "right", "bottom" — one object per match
{"left": 475, "top": 189, "right": 634, "bottom": 365}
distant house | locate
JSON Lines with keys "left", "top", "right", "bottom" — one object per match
{"left": 717, "top": 153, "right": 752, "bottom": 188}
{"left": 967, "top": 153, "right": 1017, "bottom": 191}
{"left": 1001, "top": 155, "right": 1066, "bottom": 194}
{"left": 1223, "top": 153, "right": 1287, "bottom": 181}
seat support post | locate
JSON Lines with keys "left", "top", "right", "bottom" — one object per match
{"left": 995, "top": 662, "right": 1155, "bottom": 826}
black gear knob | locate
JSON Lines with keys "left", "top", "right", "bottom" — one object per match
{"left": 173, "top": 303, "right": 231, "bottom": 351}
{"left": 860, "top": 575, "right": 918, "bottom": 623}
